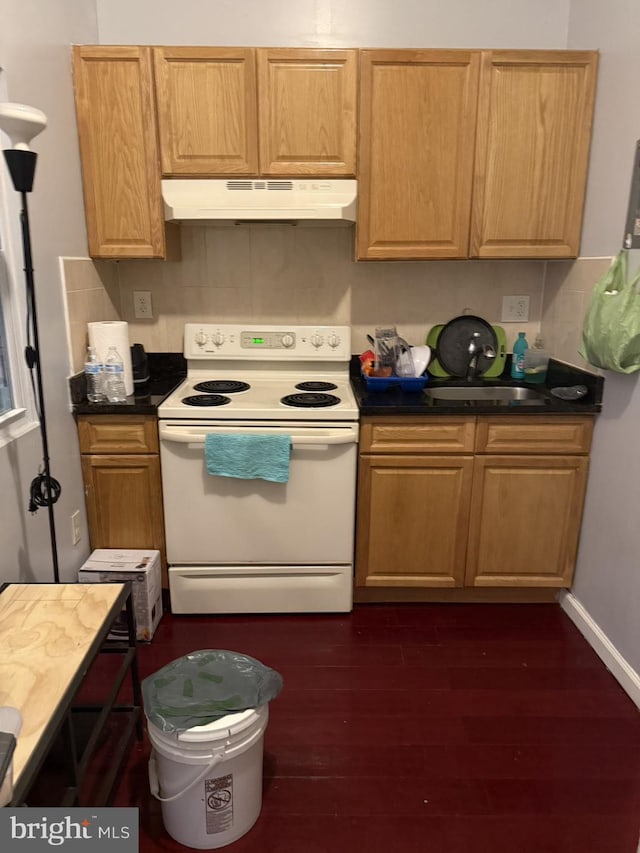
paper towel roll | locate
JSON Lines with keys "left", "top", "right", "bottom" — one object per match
{"left": 88, "top": 321, "right": 133, "bottom": 396}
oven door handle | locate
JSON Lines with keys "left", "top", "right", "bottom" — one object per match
{"left": 158, "top": 424, "right": 358, "bottom": 447}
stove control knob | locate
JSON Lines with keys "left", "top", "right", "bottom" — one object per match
{"left": 212, "top": 331, "right": 226, "bottom": 347}
{"left": 310, "top": 333, "right": 324, "bottom": 348}
{"left": 327, "top": 332, "right": 341, "bottom": 349}
{"left": 194, "top": 331, "right": 207, "bottom": 347}
{"left": 281, "top": 334, "right": 295, "bottom": 348}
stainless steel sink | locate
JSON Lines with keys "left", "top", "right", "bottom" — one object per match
{"left": 425, "top": 386, "right": 547, "bottom": 402}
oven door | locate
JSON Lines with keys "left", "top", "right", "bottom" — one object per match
{"left": 158, "top": 421, "right": 358, "bottom": 566}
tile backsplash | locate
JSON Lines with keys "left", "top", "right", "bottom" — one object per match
{"left": 61, "top": 225, "right": 610, "bottom": 374}
{"left": 541, "top": 256, "right": 611, "bottom": 369}
{"left": 62, "top": 258, "right": 120, "bottom": 374}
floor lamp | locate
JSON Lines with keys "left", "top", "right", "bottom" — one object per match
{"left": 0, "top": 102, "right": 60, "bottom": 583}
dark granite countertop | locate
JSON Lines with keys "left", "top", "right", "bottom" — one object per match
{"left": 352, "top": 357, "right": 603, "bottom": 417}
{"left": 71, "top": 352, "right": 603, "bottom": 418}
{"left": 71, "top": 353, "right": 186, "bottom": 416}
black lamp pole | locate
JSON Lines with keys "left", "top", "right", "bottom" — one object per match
{"left": 3, "top": 146, "right": 60, "bottom": 583}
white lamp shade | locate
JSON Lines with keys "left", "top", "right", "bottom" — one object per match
{"left": 0, "top": 102, "right": 47, "bottom": 150}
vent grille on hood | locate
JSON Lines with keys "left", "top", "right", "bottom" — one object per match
{"left": 227, "top": 180, "right": 295, "bottom": 191}
{"left": 162, "top": 178, "right": 357, "bottom": 224}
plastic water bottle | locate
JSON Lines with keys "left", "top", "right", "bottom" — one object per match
{"left": 104, "top": 346, "right": 127, "bottom": 402}
{"left": 84, "top": 346, "right": 105, "bottom": 402}
{"left": 511, "top": 331, "right": 529, "bottom": 380}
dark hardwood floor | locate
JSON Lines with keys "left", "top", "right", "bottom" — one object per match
{"left": 111, "top": 603, "right": 640, "bottom": 852}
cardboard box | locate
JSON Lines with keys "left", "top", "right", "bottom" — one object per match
{"left": 78, "top": 549, "right": 163, "bottom": 641}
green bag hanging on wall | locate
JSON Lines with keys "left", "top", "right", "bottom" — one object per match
{"left": 579, "top": 250, "right": 640, "bottom": 373}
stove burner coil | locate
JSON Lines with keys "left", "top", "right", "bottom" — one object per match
{"left": 280, "top": 392, "right": 340, "bottom": 408}
{"left": 193, "top": 380, "right": 250, "bottom": 394}
{"left": 295, "top": 381, "right": 338, "bottom": 392}
{"left": 181, "top": 394, "right": 231, "bottom": 407}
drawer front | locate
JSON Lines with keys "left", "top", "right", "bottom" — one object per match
{"left": 360, "top": 417, "right": 475, "bottom": 453}
{"left": 77, "top": 415, "right": 159, "bottom": 454}
{"left": 475, "top": 416, "right": 593, "bottom": 454}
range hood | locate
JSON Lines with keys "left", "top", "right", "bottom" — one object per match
{"left": 162, "top": 178, "right": 357, "bottom": 225}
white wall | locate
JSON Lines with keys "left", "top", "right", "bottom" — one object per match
{"left": 96, "top": 0, "right": 570, "bottom": 48}
{"left": 568, "top": 0, "right": 638, "bottom": 256}
{"left": 0, "top": 0, "right": 98, "bottom": 582}
{"left": 558, "top": 0, "right": 640, "bottom": 677}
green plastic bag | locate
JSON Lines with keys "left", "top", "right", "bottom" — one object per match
{"left": 142, "top": 649, "right": 283, "bottom": 733}
{"left": 579, "top": 250, "right": 640, "bottom": 373}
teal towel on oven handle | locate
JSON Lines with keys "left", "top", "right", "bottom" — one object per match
{"left": 204, "top": 433, "right": 292, "bottom": 483}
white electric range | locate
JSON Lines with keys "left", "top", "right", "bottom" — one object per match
{"left": 158, "top": 324, "right": 359, "bottom": 614}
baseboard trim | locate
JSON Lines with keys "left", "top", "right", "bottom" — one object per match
{"left": 355, "top": 587, "right": 557, "bottom": 604}
{"left": 559, "top": 590, "right": 640, "bottom": 709}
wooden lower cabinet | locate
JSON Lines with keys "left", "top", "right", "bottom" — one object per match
{"left": 356, "top": 454, "right": 474, "bottom": 587}
{"left": 77, "top": 415, "right": 167, "bottom": 585}
{"left": 80, "top": 454, "right": 164, "bottom": 550}
{"left": 466, "top": 454, "right": 589, "bottom": 587}
{"left": 355, "top": 414, "right": 593, "bottom": 601}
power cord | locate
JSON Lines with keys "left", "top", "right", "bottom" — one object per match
{"left": 24, "top": 337, "right": 63, "bottom": 514}
{"left": 29, "top": 470, "right": 61, "bottom": 514}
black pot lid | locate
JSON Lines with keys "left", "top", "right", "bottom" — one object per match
{"left": 436, "top": 315, "right": 498, "bottom": 378}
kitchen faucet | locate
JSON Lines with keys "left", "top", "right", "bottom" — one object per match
{"left": 466, "top": 332, "right": 496, "bottom": 381}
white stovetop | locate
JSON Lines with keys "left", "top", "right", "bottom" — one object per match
{"left": 158, "top": 367, "right": 359, "bottom": 421}
{"left": 158, "top": 323, "right": 359, "bottom": 421}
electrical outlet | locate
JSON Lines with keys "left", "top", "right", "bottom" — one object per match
{"left": 501, "top": 294, "right": 530, "bottom": 323}
{"left": 134, "top": 290, "right": 153, "bottom": 319}
{"left": 71, "top": 510, "right": 81, "bottom": 545}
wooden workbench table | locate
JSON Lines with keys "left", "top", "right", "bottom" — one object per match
{"left": 0, "top": 582, "right": 141, "bottom": 805}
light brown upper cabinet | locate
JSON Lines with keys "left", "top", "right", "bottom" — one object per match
{"left": 256, "top": 49, "right": 357, "bottom": 175}
{"left": 73, "top": 46, "right": 175, "bottom": 259}
{"left": 73, "top": 45, "right": 598, "bottom": 261}
{"left": 357, "top": 48, "right": 598, "bottom": 261}
{"left": 153, "top": 47, "right": 259, "bottom": 175}
{"left": 357, "top": 49, "right": 481, "bottom": 260}
{"left": 153, "top": 47, "right": 357, "bottom": 177}
{"left": 471, "top": 50, "right": 599, "bottom": 258}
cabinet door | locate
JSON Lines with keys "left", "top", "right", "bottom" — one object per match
{"left": 154, "top": 47, "right": 258, "bottom": 175}
{"left": 358, "top": 49, "right": 480, "bottom": 259}
{"left": 257, "top": 49, "right": 357, "bottom": 175}
{"left": 73, "top": 46, "right": 167, "bottom": 259}
{"left": 81, "top": 454, "right": 166, "bottom": 555}
{"left": 466, "top": 455, "right": 589, "bottom": 587}
{"left": 471, "top": 50, "right": 598, "bottom": 258}
{"left": 356, "top": 455, "right": 474, "bottom": 588}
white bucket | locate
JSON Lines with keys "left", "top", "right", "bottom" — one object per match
{"left": 147, "top": 705, "right": 268, "bottom": 849}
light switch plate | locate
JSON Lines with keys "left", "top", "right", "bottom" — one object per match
{"left": 501, "top": 294, "right": 530, "bottom": 323}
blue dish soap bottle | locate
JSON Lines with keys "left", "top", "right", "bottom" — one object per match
{"left": 511, "top": 332, "right": 528, "bottom": 380}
